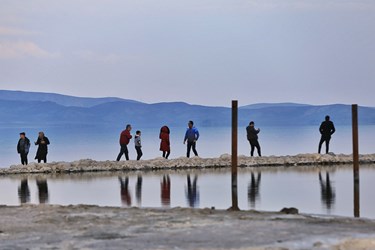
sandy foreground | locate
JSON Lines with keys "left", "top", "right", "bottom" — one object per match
{"left": 0, "top": 205, "right": 375, "bottom": 250}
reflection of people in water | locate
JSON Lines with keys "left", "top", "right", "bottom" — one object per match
{"left": 36, "top": 178, "right": 49, "bottom": 204}
{"left": 136, "top": 175, "right": 142, "bottom": 207}
{"left": 185, "top": 174, "right": 199, "bottom": 208}
{"left": 248, "top": 172, "right": 261, "bottom": 208}
{"left": 319, "top": 172, "right": 336, "bottom": 210}
{"left": 119, "top": 177, "right": 132, "bottom": 207}
{"left": 18, "top": 178, "right": 30, "bottom": 204}
{"left": 161, "top": 175, "right": 171, "bottom": 207}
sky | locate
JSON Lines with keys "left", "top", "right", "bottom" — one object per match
{"left": 0, "top": 0, "right": 374, "bottom": 107}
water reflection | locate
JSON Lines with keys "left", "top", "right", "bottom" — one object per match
{"left": 136, "top": 175, "right": 142, "bottom": 207}
{"left": 161, "top": 175, "right": 171, "bottom": 207}
{"left": 319, "top": 172, "right": 335, "bottom": 211}
{"left": 36, "top": 178, "right": 49, "bottom": 204}
{"left": 248, "top": 172, "right": 261, "bottom": 209}
{"left": 119, "top": 176, "right": 132, "bottom": 207}
{"left": 186, "top": 174, "right": 199, "bottom": 208}
{"left": 18, "top": 178, "right": 30, "bottom": 204}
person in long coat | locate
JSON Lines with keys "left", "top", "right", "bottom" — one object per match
{"left": 159, "top": 126, "right": 171, "bottom": 159}
{"left": 34, "top": 132, "right": 50, "bottom": 163}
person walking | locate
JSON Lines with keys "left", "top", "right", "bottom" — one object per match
{"left": 318, "top": 115, "right": 336, "bottom": 154}
{"left": 17, "top": 132, "right": 31, "bottom": 165}
{"left": 246, "top": 121, "right": 261, "bottom": 157}
{"left": 34, "top": 132, "right": 50, "bottom": 163}
{"left": 134, "top": 130, "right": 143, "bottom": 161}
{"left": 159, "top": 126, "right": 171, "bottom": 159}
{"left": 183, "top": 121, "right": 199, "bottom": 158}
{"left": 116, "top": 124, "right": 132, "bottom": 161}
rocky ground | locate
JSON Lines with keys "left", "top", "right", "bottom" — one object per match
{"left": 1, "top": 205, "right": 375, "bottom": 250}
{"left": 2, "top": 153, "right": 375, "bottom": 175}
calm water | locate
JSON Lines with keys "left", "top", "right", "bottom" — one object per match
{"left": 1, "top": 125, "right": 374, "bottom": 167}
{"left": 0, "top": 166, "right": 373, "bottom": 218}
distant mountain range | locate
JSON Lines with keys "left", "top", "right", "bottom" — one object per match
{"left": 0, "top": 90, "right": 374, "bottom": 128}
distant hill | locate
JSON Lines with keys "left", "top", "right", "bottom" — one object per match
{"left": 0, "top": 90, "right": 375, "bottom": 127}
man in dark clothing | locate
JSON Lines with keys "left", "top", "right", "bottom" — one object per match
{"left": 116, "top": 124, "right": 132, "bottom": 161}
{"left": 17, "top": 132, "right": 31, "bottom": 165}
{"left": 246, "top": 121, "right": 261, "bottom": 157}
{"left": 183, "top": 121, "right": 199, "bottom": 158}
{"left": 318, "top": 115, "right": 336, "bottom": 154}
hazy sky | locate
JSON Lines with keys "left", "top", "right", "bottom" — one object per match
{"left": 0, "top": 0, "right": 374, "bottom": 106}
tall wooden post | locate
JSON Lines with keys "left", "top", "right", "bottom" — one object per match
{"left": 230, "top": 100, "right": 239, "bottom": 211}
{"left": 352, "top": 104, "right": 360, "bottom": 217}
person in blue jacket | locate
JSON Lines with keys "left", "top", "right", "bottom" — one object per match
{"left": 183, "top": 120, "right": 199, "bottom": 158}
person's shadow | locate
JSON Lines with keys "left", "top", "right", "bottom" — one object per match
{"left": 119, "top": 176, "right": 132, "bottom": 207}
{"left": 319, "top": 172, "right": 336, "bottom": 210}
{"left": 36, "top": 178, "right": 49, "bottom": 204}
{"left": 160, "top": 175, "right": 171, "bottom": 207}
{"left": 248, "top": 172, "right": 261, "bottom": 209}
{"left": 186, "top": 174, "right": 199, "bottom": 208}
{"left": 18, "top": 178, "right": 30, "bottom": 204}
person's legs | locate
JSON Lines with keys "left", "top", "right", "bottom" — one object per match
{"left": 166, "top": 151, "right": 170, "bottom": 159}
{"left": 117, "top": 145, "right": 126, "bottom": 161}
{"left": 20, "top": 153, "right": 25, "bottom": 165}
{"left": 250, "top": 141, "right": 255, "bottom": 156}
{"left": 191, "top": 142, "right": 198, "bottom": 156}
{"left": 187, "top": 142, "right": 192, "bottom": 158}
{"left": 124, "top": 145, "right": 129, "bottom": 160}
{"left": 318, "top": 137, "right": 325, "bottom": 154}
{"left": 254, "top": 140, "right": 261, "bottom": 157}
{"left": 24, "top": 153, "right": 28, "bottom": 165}
{"left": 325, "top": 138, "right": 331, "bottom": 154}
{"left": 136, "top": 147, "right": 142, "bottom": 160}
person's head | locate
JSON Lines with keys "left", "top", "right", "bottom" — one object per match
{"left": 188, "top": 120, "right": 194, "bottom": 128}
{"left": 325, "top": 115, "right": 330, "bottom": 121}
{"left": 161, "top": 126, "right": 170, "bottom": 134}
{"left": 38, "top": 131, "right": 45, "bottom": 138}
{"left": 249, "top": 121, "right": 255, "bottom": 126}
{"left": 20, "top": 132, "right": 26, "bottom": 139}
{"left": 136, "top": 130, "right": 141, "bottom": 136}
{"left": 126, "top": 124, "right": 132, "bottom": 131}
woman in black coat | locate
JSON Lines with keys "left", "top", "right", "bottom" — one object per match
{"left": 35, "top": 132, "right": 50, "bottom": 163}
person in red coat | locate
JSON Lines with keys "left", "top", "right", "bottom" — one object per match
{"left": 159, "top": 126, "right": 171, "bottom": 159}
{"left": 116, "top": 124, "right": 132, "bottom": 161}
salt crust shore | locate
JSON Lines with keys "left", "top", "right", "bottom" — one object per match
{"left": 2, "top": 153, "right": 375, "bottom": 175}
{"left": 1, "top": 204, "right": 375, "bottom": 249}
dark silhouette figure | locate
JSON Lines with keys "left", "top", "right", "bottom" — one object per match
{"left": 119, "top": 176, "right": 132, "bottom": 206}
{"left": 318, "top": 115, "right": 336, "bottom": 154}
{"left": 134, "top": 130, "right": 143, "bottom": 161}
{"left": 246, "top": 121, "right": 261, "bottom": 157}
{"left": 136, "top": 175, "right": 142, "bottom": 207}
{"left": 18, "top": 178, "right": 30, "bottom": 204}
{"left": 319, "top": 172, "right": 336, "bottom": 210}
{"left": 185, "top": 174, "right": 199, "bottom": 208}
{"left": 36, "top": 178, "right": 49, "bottom": 204}
{"left": 34, "top": 132, "right": 50, "bottom": 163}
{"left": 248, "top": 172, "right": 261, "bottom": 208}
{"left": 161, "top": 175, "right": 171, "bottom": 207}
{"left": 17, "top": 132, "right": 31, "bottom": 165}
{"left": 160, "top": 126, "right": 171, "bottom": 159}
{"left": 183, "top": 121, "right": 199, "bottom": 158}
{"left": 117, "top": 124, "right": 132, "bottom": 161}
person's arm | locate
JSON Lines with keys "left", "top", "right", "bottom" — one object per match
{"left": 45, "top": 137, "right": 50, "bottom": 145}
{"left": 195, "top": 128, "right": 200, "bottom": 141}
{"left": 17, "top": 140, "right": 20, "bottom": 153}
{"left": 35, "top": 138, "right": 39, "bottom": 145}
{"left": 183, "top": 130, "right": 188, "bottom": 143}
{"left": 126, "top": 131, "right": 132, "bottom": 139}
{"left": 319, "top": 123, "right": 323, "bottom": 134}
{"left": 331, "top": 123, "right": 336, "bottom": 135}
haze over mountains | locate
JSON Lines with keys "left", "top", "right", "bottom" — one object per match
{"left": 1, "top": 90, "right": 374, "bottom": 128}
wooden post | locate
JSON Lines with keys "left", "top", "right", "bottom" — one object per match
{"left": 230, "top": 100, "right": 239, "bottom": 211}
{"left": 352, "top": 104, "right": 360, "bottom": 217}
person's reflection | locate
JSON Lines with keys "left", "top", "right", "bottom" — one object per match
{"left": 18, "top": 178, "right": 30, "bottom": 204}
{"left": 36, "top": 178, "right": 49, "bottom": 204}
{"left": 185, "top": 174, "right": 199, "bottom": 208}
{"left": 161, "top": 175, "right": 171, "bottom": 207}
{"left": 119, "top": 176, "right": 132, "bottom": 207}
{"left": 136, "top": 175, "right": 142, "bottom": 207}
{"left": 319, "top": 172, "right": 336, "bottom": 210}
{"left": 248, "top": 172, "right": 261, "bottom": 208}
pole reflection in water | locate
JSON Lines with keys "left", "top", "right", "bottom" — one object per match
{"left": 136, "top": 175, "right": 142, "bottom": 207}
{"left": 161, "top": 175, "right": 171, "bottom": 207}
{"left": 319, "top": 172, "right": 336, "bottom": 211}
{"left": 248, "top": 172, "right": 261, "bottom": 209}
{"left": 18, "top": 178, "right": 30, "bottom": 204}
{"left": 36, "top": 178, "right": 49, "bottom": 204}
{"left": 119, "top": 176, "right": 132, "bottom": 207}
{"left": 186, "top": 174, "right": 199, "bottom": 208}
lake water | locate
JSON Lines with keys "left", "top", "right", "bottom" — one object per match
{"left": 1, "top": 125, "right": 374, "bottom": 167}
{"left": 0, "top": 166, "right": 373, "bottom": 219}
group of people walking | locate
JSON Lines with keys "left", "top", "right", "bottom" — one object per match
{"left": 17, "top": 132, "right": 50, "bottom": 165}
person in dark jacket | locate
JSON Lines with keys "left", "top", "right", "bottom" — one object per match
{"left": 34, "top": 132, "right": 50, "bottom": 163}
{"left": 116, "top": 124, "right": 132, "bottom": 161}
{"left": 17, "top": 132, "right": 31, "bottom": 165}
{"left": 159, "top": 126, "right": 171, "bottom": 159}
{"left": 183, "top": 121, "right": 199, "bottom": 158}
{"left": 246, "top": 121, "right": 261, "bottom": 157}
{"left": 318, "top": 115, "right": 336, "bottom": 154}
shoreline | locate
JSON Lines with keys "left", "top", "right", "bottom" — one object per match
{"left": 1, "top": 153, "right": 375, "bottom": 175}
